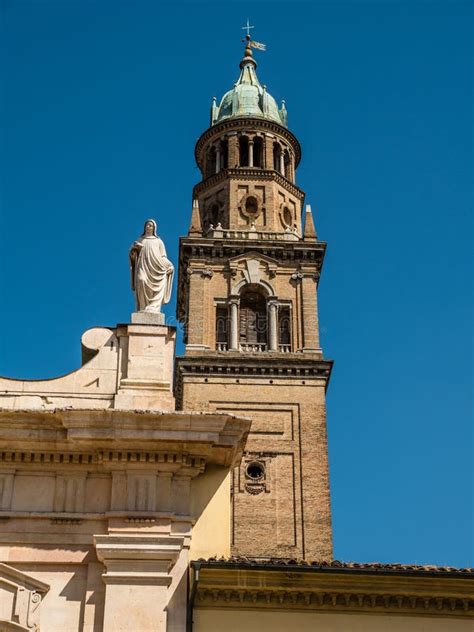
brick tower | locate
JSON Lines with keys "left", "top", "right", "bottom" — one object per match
{"left": 176, "top": 36, "right": 333, "bottom": 560}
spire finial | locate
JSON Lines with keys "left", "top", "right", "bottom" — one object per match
{"left": 304, "top": 204, "right": 317, "bottom": 241}
{"left": 189, "top": 199, "right": 202, "bottom": 236}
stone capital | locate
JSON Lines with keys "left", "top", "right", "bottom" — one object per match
{"left": 94, "top": 533, "right": 185, "bottom": 586}
{"left": 228, "top": 295, "right": 240, "bottom": 306}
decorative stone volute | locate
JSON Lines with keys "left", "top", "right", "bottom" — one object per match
{"left": 0, "top": 563, "right": 49, "bottom": 631}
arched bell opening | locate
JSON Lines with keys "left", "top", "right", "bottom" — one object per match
{"left": 239, "top": 285, "right": 268, "bottom": 352}
{"left": 239, "top": 136, "right": 250, "bottom": 167}
{"left": 273, "top": 142, "right": 282, "bottom": 174}
{"left": 253, "top": 137, "right": 264, "bottom": 168}
{"left": 215, "top": 281, "right": 287, "bottom": 353}
{"left": 284, "top": 149, "right": 291, "bottom": 180}
{"left": 220, "top": 139, "right": 228, "bottom": 169}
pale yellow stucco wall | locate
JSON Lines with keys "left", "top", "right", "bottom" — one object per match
{"left": 189, "top": 467, "right": 231, "bottom": 560}
{"left": 193, "top": 609, "right": 472, "bottom": 632}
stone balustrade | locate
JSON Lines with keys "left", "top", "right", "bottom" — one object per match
{"left": 215, "top": 342, "right": 293, "bottom": 353}
{"left": 239, "top": 343, "right": 267, "bottom": 353}
{"left": 206, "top": 224, "right": 300, "bottom": 242}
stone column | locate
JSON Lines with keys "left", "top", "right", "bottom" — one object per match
{"left": 228, "top": 296, "right": 240, "bottom": 351}
{"left": 280, "top": 151, "right": 285, "bottom": 176}
{"left": 248, "top": 139, "right": 254, "bottom": 167}
{"left": 267, "top": 299, "right": 279, "bottom": 351}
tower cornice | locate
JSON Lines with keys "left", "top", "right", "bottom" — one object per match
{"left": 193, "top": 167, "right": 305, "bottom": 201}
{"left": 175, "top": 355, "right": 334, "bottom": 410}
{"left": 178, "top": 235, "right": 326, "bottom": 260}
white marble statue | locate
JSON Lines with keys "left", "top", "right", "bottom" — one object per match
{"left": 129, "top": 219, "right": 174, "bottom": 313}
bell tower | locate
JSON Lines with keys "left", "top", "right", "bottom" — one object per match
{"left": 176, "top": 36, "right": 333, "bottom": 560}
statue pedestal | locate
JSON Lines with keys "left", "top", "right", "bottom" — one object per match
{"left": 114, "top": 322, "right": 176, "bottom": 410}
{"left": 131, "top": 311, "right": 166, "bottom": 325}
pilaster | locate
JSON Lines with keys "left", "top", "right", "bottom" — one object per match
{"left": 300, "top": 272, "right": 321, "bottom": 353}
{"left": 94, "top": 532, "right": 186, "bottom": 632}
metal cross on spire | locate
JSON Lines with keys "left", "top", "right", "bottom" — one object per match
{"left": 240, "top": 19, "right": 267, "bottom": 52}
{"left": 241, "top": 18, "right": 254, "bottom": 38}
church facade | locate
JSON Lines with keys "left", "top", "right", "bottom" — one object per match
{"left": 0, "top": 36, "right": 471, "bottom": 632}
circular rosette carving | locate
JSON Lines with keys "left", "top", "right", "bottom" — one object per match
{"left": 279, "top": 202, "right": 295, "bottom": 229}
{"left": 239, "top": 193, "right": 262, "bottom": 220}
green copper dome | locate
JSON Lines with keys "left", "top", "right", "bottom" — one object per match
{"left": 211, "top": 39, "right": 288, "bottom": 128}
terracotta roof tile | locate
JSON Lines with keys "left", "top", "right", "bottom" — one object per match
{"left": 195, "top": 556, "right": 474, "bottom": 576}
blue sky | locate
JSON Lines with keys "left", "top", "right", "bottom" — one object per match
{"left": 1, "top": 1, "right": 472, "bottom": 567}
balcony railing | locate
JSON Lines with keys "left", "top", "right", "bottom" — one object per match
{"left": 206, "top": 224, "right": 300, "bottom": 242}
{"left": 215, "top": 342, "right": 292, "bottom": 352}
{"left": 239, "top": 343, "right": 267, "bottom": 353}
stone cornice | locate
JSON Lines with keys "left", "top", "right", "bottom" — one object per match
{"left": 0, "top": 408, "right": 251, "bottom": 468}
{"left": 193, "top": 167, "right": 305, "bottom": 200}
{"left": 175, "top": 356, "right": 333, "bottom": 408}
{"left": 195, "top": 118, "right": 302, "bottom": 168}
{"left": 177, "top": 237, "right": 326, "bottom": 274}
{"left": 0, "top": 448, "right": 207, "bottom": 473}
{"left": 176, "top": 355, "right": 332, "bottom": 377}
{"left": 179, "top": 236, "right": 326, "bottom": 259}
{"left": 191, "top": 564, "right": 474, "bottom": 617}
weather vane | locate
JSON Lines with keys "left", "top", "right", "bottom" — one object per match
{"left": 241, "top": 18, "right": 267, "bottom": 51}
